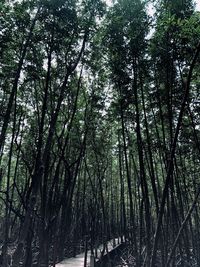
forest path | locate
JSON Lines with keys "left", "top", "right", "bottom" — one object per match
{"left": 55, "top": 237, "right": 123, "bottom": 267}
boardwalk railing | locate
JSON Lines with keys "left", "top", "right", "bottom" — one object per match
{"left": 95, "top": 241, "right": 126, "bottom": 267}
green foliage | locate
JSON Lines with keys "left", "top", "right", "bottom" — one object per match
{"left": 0, "top": 0, "right": 200, "bottom": 266}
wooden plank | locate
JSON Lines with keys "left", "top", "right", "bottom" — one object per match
{"left": 54, "top": 237, "right": 124, "bottom": 267}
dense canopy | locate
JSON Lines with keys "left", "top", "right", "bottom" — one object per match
{"left": 0, "top": 0, "right": 200, "bottom": 266}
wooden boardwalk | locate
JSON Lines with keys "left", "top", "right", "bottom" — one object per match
{"left": 55, "top": 237, "right": 123, "bottom": 267}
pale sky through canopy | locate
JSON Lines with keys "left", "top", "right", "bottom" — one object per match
{"left": 196, "top": 0, "right": 200, "bottom": 10}
{"left": 105, "top": 0, "right": 200, "bottom": 12}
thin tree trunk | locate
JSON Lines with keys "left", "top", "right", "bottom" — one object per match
{"left": 150, "top": 41, "right": 200, "bottom": 267}
{"left": 0, "top": 9, "right": 40, "bottom": 153}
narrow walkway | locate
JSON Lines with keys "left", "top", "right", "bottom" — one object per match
{"left": 55, "top": 237, "right": 123, "bottom": 267}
